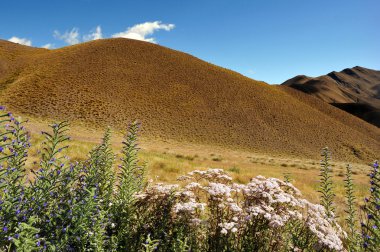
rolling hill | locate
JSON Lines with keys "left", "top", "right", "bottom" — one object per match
{"left": 0, "top": 39, "right": 379, "bottom": 162}
{"left": 282, "top": 66, "right": 380, "bottom": 127}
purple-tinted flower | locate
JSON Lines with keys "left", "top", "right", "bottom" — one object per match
{"left": 374, "top": 162, "right": 379, "bottom": 169}
{"left": 368, "top": 214, "right": 374, "bottom": 219}
{"left": 373, "top": 225, "right": 378, "bottom": 229}
{"left": 43, "top": 202, "right": 47, "bottom": 207}
{"left": 0, "top": 147, "right": 3, "bottom": 153}
{"left": 36, "top": 241, "right": 41, "bottom": 247}
{"left": 3, "top": 226, "right": 8, "bottom": 232}
{"left": 15, "top": 209, "right": 20, "bottom": 215}
{"left": 14, "top": 234, "right": 19, "bottom": 239}
{"left": 0, "top": 106, "right": 5, "bottom": 110}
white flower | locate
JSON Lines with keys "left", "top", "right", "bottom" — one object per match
{"left": 221, "top": 228, "right": 228, "bottom": 235}
{"left": 190, "top": 218, "right": 202, "bottom": 226}
{"left": 185, "top": 182, "right": 201, "bottom": 190}
{"left": 219, "top": 222, "right": 236, "bottom": 230}
{"left": 231, "top": 227, "right": 238, "bottom": 233}
{"left": 173, "top": 201, "right": 205, "bottom": 214}
{"left": 228, "top": 203, "right": 242, "bottom": 213}
{"left": 206, "top": 183, "right": 231, "bottom": 197}
{"left": 181, "top": 191, "right": 194, "bottom": 198}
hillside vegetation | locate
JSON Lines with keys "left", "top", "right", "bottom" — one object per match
{"left": 0, "top": 39, "right": 379, "bottom": 162}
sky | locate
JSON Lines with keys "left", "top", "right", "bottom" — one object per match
{"left": 1, "top": 0, "right": 379, "bottom": 84}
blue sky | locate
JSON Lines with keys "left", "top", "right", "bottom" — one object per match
{"left": 1, "top": 0, "right": 379, "bottom": 83}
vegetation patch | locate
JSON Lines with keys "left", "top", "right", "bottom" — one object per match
{"left": 0, "top": 108, "right": 379, "bottom": 251}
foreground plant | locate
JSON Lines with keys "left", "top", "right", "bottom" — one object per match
{"left": 344, "top": 164, "right": 360, "bottom": 250}
{"left": 0, "top": 107, "right": 377, "bottom": 251}
{"left": 361, "top": 161, "right": 379, "bottom": 250}
{"left": 319, "top": 147, "right": 336, "bottom": 219}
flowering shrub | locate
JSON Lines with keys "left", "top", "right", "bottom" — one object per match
{"left": 136, "top": 169, "right": 345, "bottom": 251}
{"left": 0, "top": 107, "right": 377, "bottom": 251}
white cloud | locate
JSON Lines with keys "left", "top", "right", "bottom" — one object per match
{"left": 112, "top": 21, "right": 175, "bottom": 43}
{"left": 41, "top": 43, "right": 54, "bottom": 49}
{"left": 83, "top": 25, "right": 103, "bottom": 41}
{"left": 247, "top": 69, "right": 255, "bottom": 75}
{"left": 8, "top": 36, "right": 32, "bottom": 46}
{"left": 14, "top": 22, "right": 174, "bottom": 48}
{"left": 53, "top": 28, "right": 80, "bottom": 45}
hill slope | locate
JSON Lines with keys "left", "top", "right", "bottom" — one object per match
{"left": 0, "top": 39, "right": 379, "bottom": 162}
{"left": 282, "top": 66, "right": 380, "bottom": 127}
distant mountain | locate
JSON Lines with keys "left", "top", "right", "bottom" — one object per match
{"left": 282, "top": 66, "right": 380, "bottom": 127}
{"left": 0, "top": 39, "right": 379, "bottom": 161}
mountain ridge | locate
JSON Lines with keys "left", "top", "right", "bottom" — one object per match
{"left": 282, "top": 66, "right": 380, "bottom": 127}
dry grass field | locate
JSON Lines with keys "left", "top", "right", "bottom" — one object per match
{"left": 19, "top": 116, "right": 372, "bottom": 225}
{"left": 0, "top": 39, "right": 379, "bottom": 164}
